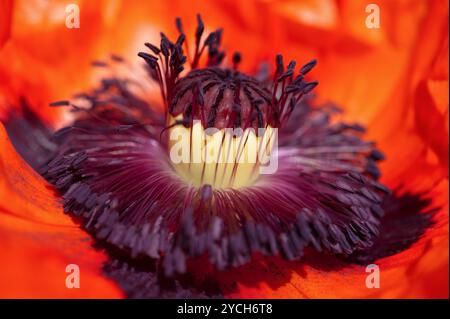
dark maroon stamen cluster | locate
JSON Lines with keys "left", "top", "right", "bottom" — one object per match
{"left": 137, "top": 14, "right": 318, "bottom": 131}
{"left": 36, "top": 16, "right": 392, "bottom": 277}
{"left": 169, "top": 67, "right": 274, "bottom": 130}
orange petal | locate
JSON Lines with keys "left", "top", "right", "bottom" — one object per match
{"left": 414, "top": 42, "right": 449, "bottom": 171}
{"left": 0, "top": 0, "right": 12, "bottom": 49}
{"left": 0, "top": 121, "right": 123, "bottom": 298}
{"left": 0, "top": 0, "right": 125, "bottom": 123}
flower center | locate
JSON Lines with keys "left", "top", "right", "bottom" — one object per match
{"left": 166, "top": 67, "right": 278, "bottom": 189}
{"left": 137, "top": 17, "right": 318, "bottom": 190}
{"left": 34, "top": 15, "right": 392, "bottom": 278}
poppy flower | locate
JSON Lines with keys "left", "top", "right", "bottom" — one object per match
{"left": 0, "top": 0, "right": 448, "bottom": 299}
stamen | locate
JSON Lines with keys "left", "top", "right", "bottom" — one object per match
{"left": 232, "top": 52, "right": 241, "bottom": 70}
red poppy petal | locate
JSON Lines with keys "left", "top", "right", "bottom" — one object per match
{"left": 0, "top": 0, "right": 12, "bottom": 49}
{"left": 414, "top": 44, "right": 449, "bottom": 170}
{"left": 0, "top": 122, "right": 123, "bottom": 298}
{"left": 0, "top": 0, "right": 125, "bottom": 123}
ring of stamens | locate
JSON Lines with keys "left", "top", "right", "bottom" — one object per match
{"left": 39, "top": 14, "right": 390, "bottom": 277}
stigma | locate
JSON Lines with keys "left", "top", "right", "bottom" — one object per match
{"left": 167, "top": 67, "right": 279, "bottom": 189}
{"left": 168, "top": 118, "right": 277, "bottom": 188}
